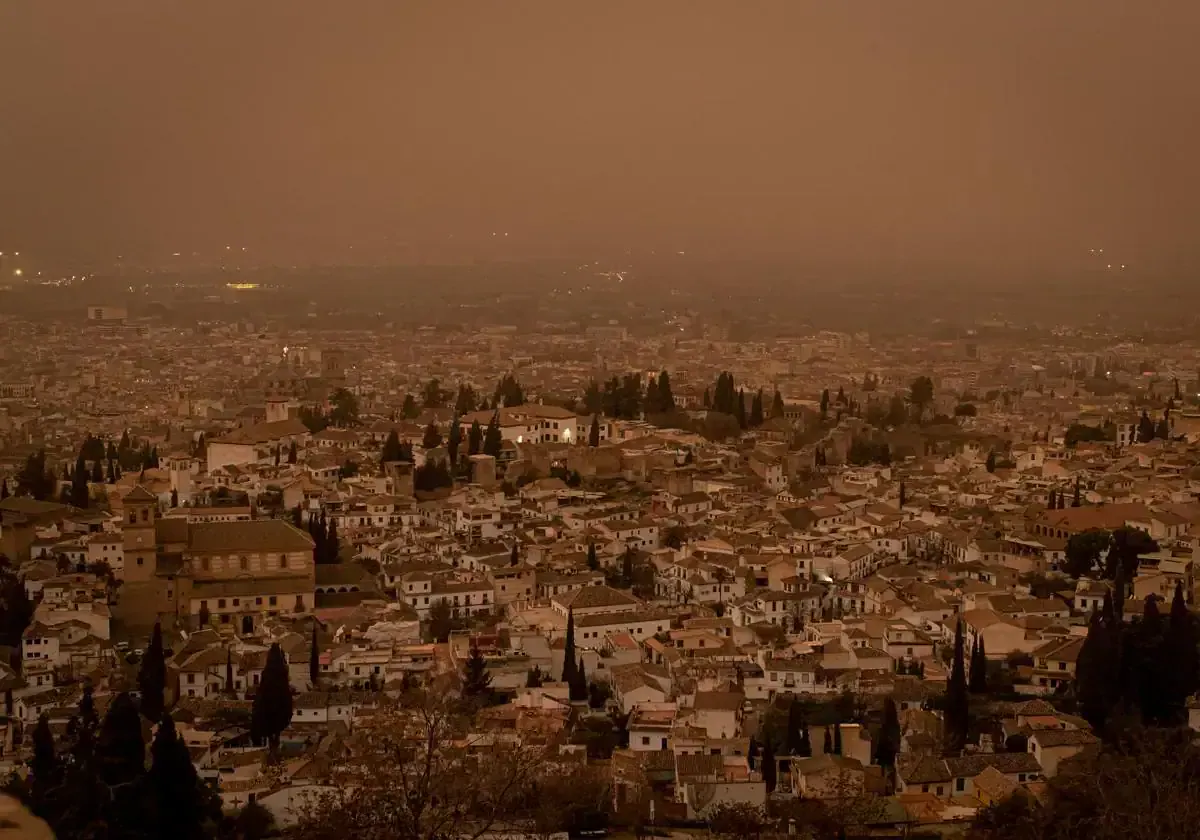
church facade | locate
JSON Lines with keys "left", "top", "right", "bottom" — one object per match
{"left": 120, "top": 485, "right": 316, "bottom": 633}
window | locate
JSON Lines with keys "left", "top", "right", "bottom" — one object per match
{"left": 269, "top": 596, "right": 277, "bottom": 606}
{"left": 240, "top": 556, "right": 248, "bottom": 571}
{"left": 137, "top": 557, "right": 144, "bottom": 566}
{"left": 218, "top": 599, "right": 226, "bottom": 608}
{"left": 256, "top": 597, "right": 263, "bottom": 605}
{"left": 128, "top": 512, "right": 136, "bottom": 525}
{"left": 280, "top": 554, "right": 288, "bottom": 569}
{"left": 141, "top": 509, "right": 149, "bottom": 522}
{"left": 641, "top": 736, "right": 650, "bottom": 746}
{"left": 232, "top": 598, "right": 240, "bottom": 607}
{"left": 201, "top": 557, "right": 210, "bottom": 571}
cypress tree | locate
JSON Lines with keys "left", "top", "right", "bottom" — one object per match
{"left": 462, "top": 646, "right": 493, "bottom": 699}
{"left": 138, "top": 621, "right": 167, "bottom": 722}
{"left": 969, "top": 635, "right": 988, "bottom": 693}
{"left": 572, "top": 655, "right": 588, "bottom": 702}
{"left": 899, "top": 481, "right": 907, "bottom": 508}
{"left": 1078, "top": 598, "right": 1120, "bottom": 732}
{"left": 468, "top": 420, "right": 483, "bottom": 456}
{"left": 823, "top": 726, "right": 833, "bottom": 754}
{"left": 832, "top": 722, "right": 843, "bottom": 755}
{"left": 1168, "top": 581, "right": 1199, "bottom": 717}
{"left": 288, "top": 440, "right": 297, "bottom": 464}
{"left": 798, "top": 721, "right": 813, "bottom": 757}
{"left": 589, "top": 415, "right": 600, "bottom": 447}
{"left": 309, "top": 620, "right": 321, "bottom": 688}
{"left": 750, "top": 390, "right": 764, "bottom": 427}
{"left": 95, "top": 692, "right": 145, "bottom": 787}
{"left": 525, "top": 666, "right": 544, "bottom": 688}
{"left": 944, "top": 619, "right": 969, "bottom": 755}
{"left": 1073, "top": 476, "right": 1082, "bottom": 507}
{"left": 771, "top": 390, "right": 785, "bottom": 418}
{"left": 484, "top": 411, "right": 503, "bottom": 457}
{"left": 510, "top": 542, "right": 519, "bottom": 567}
{"left": 225, "top": 648, "right": 235, "bottom": 696}
{"left": 251, "top": 643, "right": 293, "bottom": 755}
{"left": 562, "top": 610, "right": 578, "bottom": 684}
{"left": 30, "top": 714, "right": 58, "bottom": 807}
{"left": 762, "top": 741, "right": 777, "bottom": 792}
{"left": 324, "top": 516, "right": 339, "bottom": 563}
{"left": 170, "top": 487, "right": 179, "bottom": 508}
{"left": 876, "top": 696, "right": 901, "bottom": 770}
{"left": 786, "top": 698, "right": 804, "bottom": 755}
{"left": 587, "top": 542, "right": 599, "bottom": 570}
{"left": 447, "top": 415, "right": 462, "bottom": 466}
{"left": 149, "top": 713, "right": 219, "bottom": 839}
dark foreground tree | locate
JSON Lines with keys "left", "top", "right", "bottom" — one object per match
{"left": 138, "top": 621, "right": 167, "bottom": 722}
{"left": 290, "top": 690, "right": 600, "bottom": 840}
{"left": 969, "top": 727, "right": 1200, "bottom": 840}
{"left": 251, "top": 643, "right": 293, "bottom": 755}
{"left": 148, "top": 714, "right": 222, "bottom": 839}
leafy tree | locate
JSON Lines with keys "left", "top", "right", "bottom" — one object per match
{"left": 525, "top": 666, "right": 544, "bottom": 688}
{"left": 708, "top": 802, "right": 769, "bottom": 840}
{"left": 910, "top": 376, "right": 935, "bottom": 422}
{"left": 462, "top": 646, "right": 493, "bottom": 699}
{"left": 969, "top": 728, "right": 1200, "bottom": 840}
{"left": 413, "top": 459, "right": 453, "bottom": 493}
{"left": 138, "top": 621, "right": 167, "bottom": 722}
{"left": 234, "top": 801, "right": 277, "bottom": 840}
{"left": 944, "top": 619, "right": 969, "bottom": 754}
{"left": 251, "top": 643, "right": 294, "bottom": 755}
{"left": 1064, "top": 529, "right": 1112, "bottom": 578}
{"left": 582, "top": 381, "right": 603, "bottom": 415}
{"left": 422, "top": 422, "right": 443, "bottom": 450}
{"left": 1106, "top": 526, "right": 1157, "bottom": 580}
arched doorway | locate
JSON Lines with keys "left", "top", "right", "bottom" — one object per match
{"left": 242, "top": 615, "right": 254, "bottom": 635}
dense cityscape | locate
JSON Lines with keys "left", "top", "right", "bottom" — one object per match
{"left": 0, "top": 268, "right": 1199, "bottom": 839}
{"left": 4, "top": 2, "right": 1200, "bottom": 838}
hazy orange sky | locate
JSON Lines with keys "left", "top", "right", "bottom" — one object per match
{"left": 1, "top": 1, "right": 1197, "bottom": 269}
